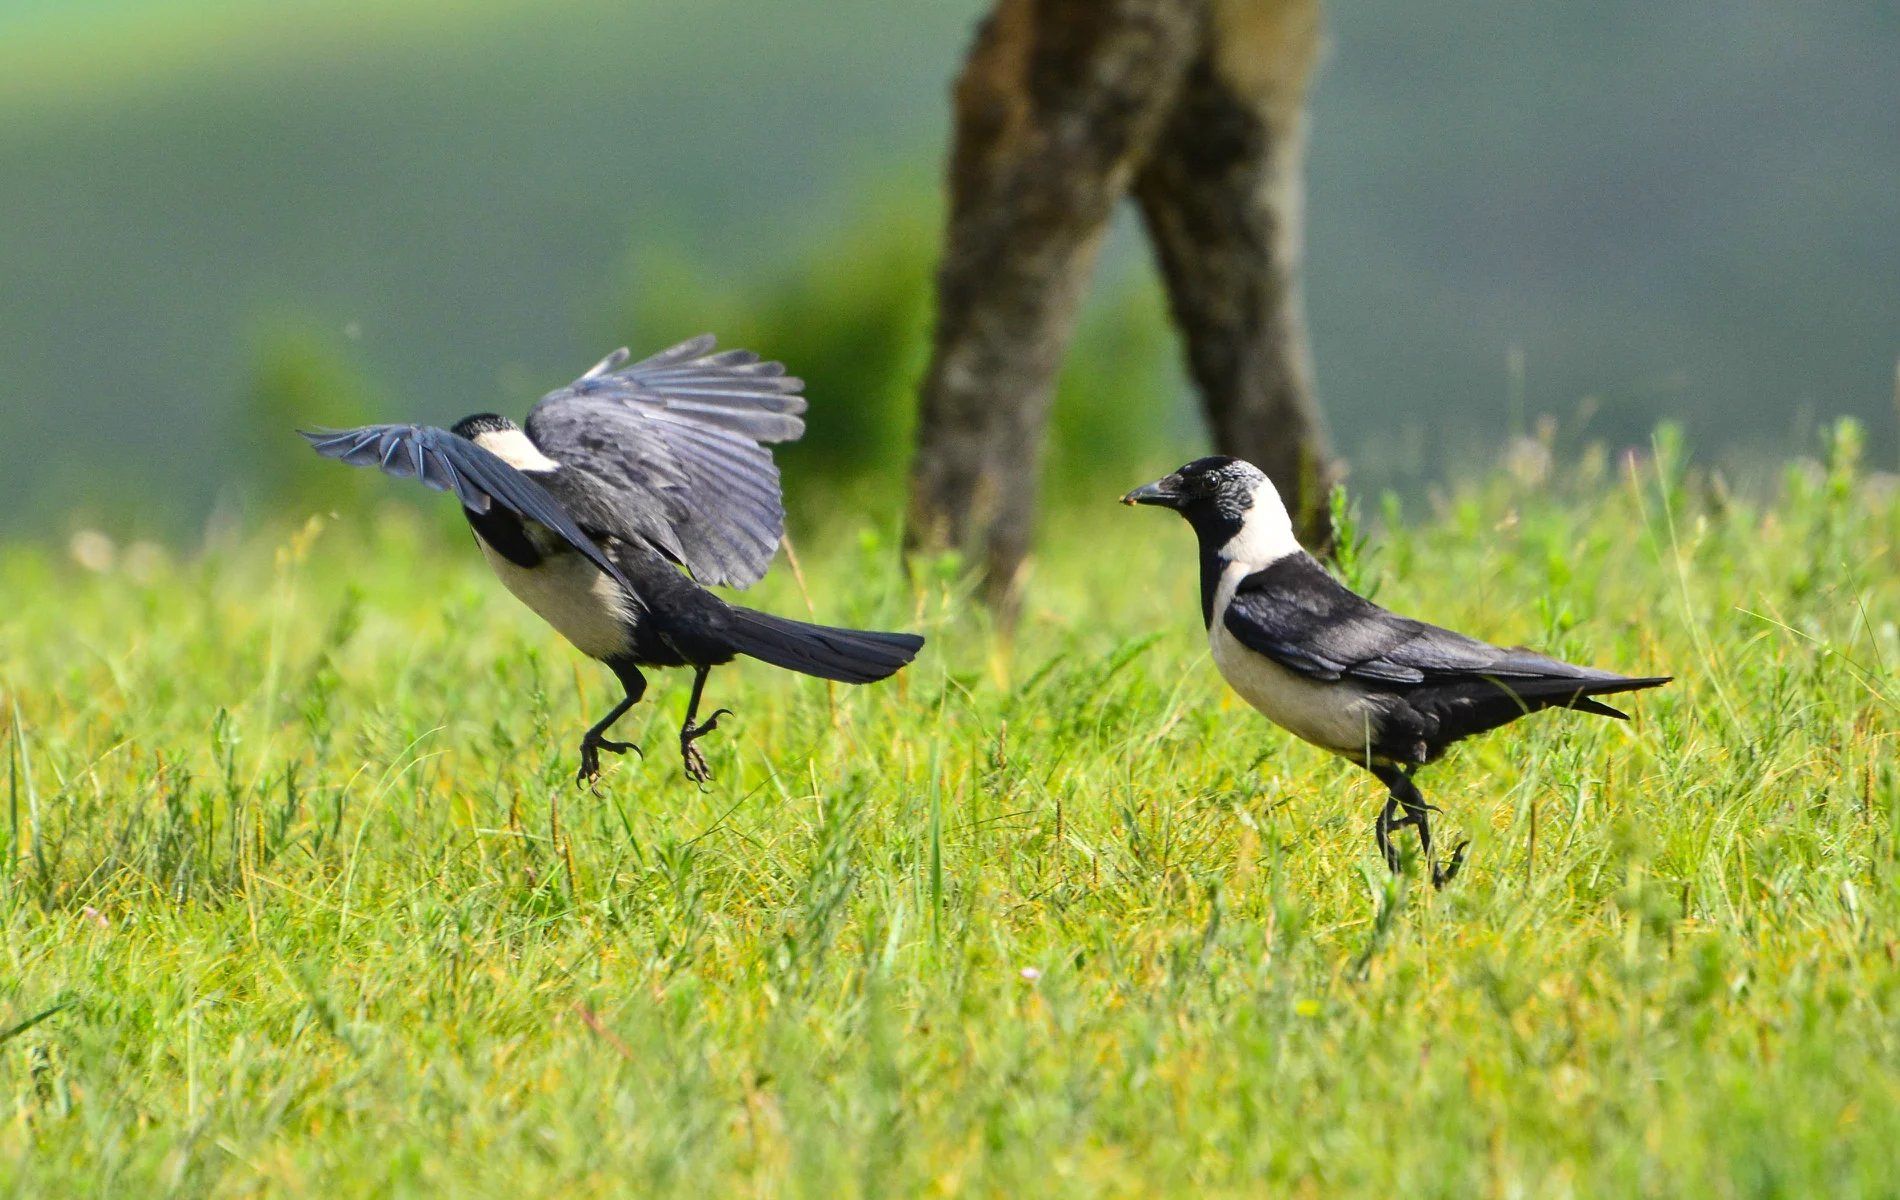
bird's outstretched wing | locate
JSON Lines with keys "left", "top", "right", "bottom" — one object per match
{"left": 523, "top": 335, "right": 807, "bottom": 589}
{"left": 298, "top": 424, "right": 628, "bottom": 585}
{"left": 1223, "top": 553, "right": 1616, "bottom": 687}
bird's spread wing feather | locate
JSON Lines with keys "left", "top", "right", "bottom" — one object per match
{"left": 298, "top": 424, "right": 628, "bottom": 585}
{"left": 524, "top": 335, "right": 806, "bottom": 589}
{"left": 1222, "top": 553, "right": 1616, "bottom": 688}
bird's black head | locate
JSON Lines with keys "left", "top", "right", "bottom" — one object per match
{"left": 450, "top": 413, "right": 518, "bottom": 440}
{"left": 1124, "top": 457, "right": 1292, "bottom": 554}
{"left": 1121, "top": 457, "right": 1269, "bottom": 533}
{"left": 1124, "top": 457, "right": 1297, "bottom": 622}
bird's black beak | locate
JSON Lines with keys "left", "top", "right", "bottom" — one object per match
{"left": 1121, "top": 475, "right": 1183, "bottom": 508}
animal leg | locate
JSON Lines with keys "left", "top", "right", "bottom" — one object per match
{"left": 1372, "top": 766, "right": 1468, "bottom": 889}
{"left": 1374, "top": 792, "right": 1413, "bottom": 874}
{"left": 577, "top": 666, "right": 647, "bottom": 790}
{"left": 678, "top": 666, "right": 734, "bottom": 785}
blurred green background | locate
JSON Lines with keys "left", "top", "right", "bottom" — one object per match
{"left": 2, "top": 0, "right": 1896, "bottom": 535}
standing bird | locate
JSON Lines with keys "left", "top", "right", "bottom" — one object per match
{"left": 1123, "top": 457, "right": 1668, "bottom": 885}
{"left": 301, "top": 336, "right": 924, "bottom": 786}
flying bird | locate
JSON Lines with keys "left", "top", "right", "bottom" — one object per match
{"left": 1123, "top": 457, "right": 1667, "bottom": 885}
{"left": 302, "top": 336, "right": 924, "bottom": 786}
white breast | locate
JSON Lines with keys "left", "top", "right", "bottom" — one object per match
{"left": 478, "top": 541, "right": 634, "bottom": 660}
{"left": 1207, "top": 562, "right": 1386, "bottom": 759}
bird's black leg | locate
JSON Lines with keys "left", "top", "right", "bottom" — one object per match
{"left": 1371, "top": 766, "right": 1468, "bottom": 889}
{"left": 577, "top": 665, "right": 646, "bottom": 790}
{"left": 1374, "top": 792, "right": 1411, "bottom": 874}
{"left": 677, "top": 665, "right": 733, "bottom": 785}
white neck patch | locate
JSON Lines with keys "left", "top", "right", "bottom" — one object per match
{"left": 1218, "top": 474, "right": 1301, "bottom": 570}
{"left": 472, "top": 428, "right": 561, "bottom": 473}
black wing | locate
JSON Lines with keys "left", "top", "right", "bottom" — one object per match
{"left": 1222, "top": 553, "right": 1617, "bottom": 687}
{"left": 523, "top": 335, "right": 807, "bottom": 590}
{"left": 298, "top": 424, "right": 628, "bottom": 586}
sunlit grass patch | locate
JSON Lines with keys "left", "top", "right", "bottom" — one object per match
{"left": 2, "top": 427, "right": 1896, "bottom": 1195}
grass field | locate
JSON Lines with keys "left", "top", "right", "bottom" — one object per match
{"left": 2, "top": 427, "right": 1897, "bottom": 1196}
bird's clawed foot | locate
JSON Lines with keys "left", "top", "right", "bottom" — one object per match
{"left": 576, "top": 735, "right": 642, "bottom": 791}
{"left": 1375, "top": 794, "right": 1432, "bottom": 871}
{"left": 1432, "top": 840, "right": 1471, "bottom": 889}
{"left": 679, "top": 708, "right": 733, "bottom": 784}
{"left": 1375, "top": 791, "right": 1465, "bottom": 890}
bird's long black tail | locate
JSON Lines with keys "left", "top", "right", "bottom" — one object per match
{"left": 1558, "top": 674, "right": 1673, "bottom": 719}
{"left": 723, "top": 607, "right": 924, "bottom": 684}
{"left": 1527, "top": 672, "right": 1679, "bottom": 717}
